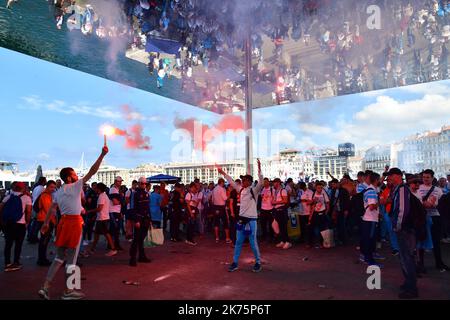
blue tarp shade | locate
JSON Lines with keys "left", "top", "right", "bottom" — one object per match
{"left": 145, "top": 37, "right": 181, "bottom": 55}
{"left": 147, "top": 174, "right": 181, "bottom": 184}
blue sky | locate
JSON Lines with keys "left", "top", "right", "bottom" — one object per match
{"left": 1, "top": 47, "right": 450, "bottom": 172}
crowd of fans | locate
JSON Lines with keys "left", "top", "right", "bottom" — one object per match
{"left": 1, "top": 159, "right": 449, "bottom": 299}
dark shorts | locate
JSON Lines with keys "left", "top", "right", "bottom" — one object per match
{"left": 95, "top": 220, "right": 110, "bottom": 235}
{"left": 213, "top": 205, "right": 229, "bottom": 229}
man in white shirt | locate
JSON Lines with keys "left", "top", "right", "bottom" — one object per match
{"left": 360, "top": 172, "right": 381, "bottom": 266}
{"left": 308, "top": 181, "right": 330, "bottom": 248}
{"left": 0, "top": 182, "right": 32, "bottom": 272}
{"left": 259, "top": 178, "right": 274, "bottom": 242}
{"left": 88, "top": 183, "right": 117, "bottom": 257}
{"left": 38, "top": 146, "right": 108, "bottom": 301}
{"left": 211, "top": 178, "right": 230, "bottom": 243}
{"left": 299, "top": 182, "right": 313, "bottom": 243}
{"left": 109, "top": 176, "right": 123, "bottom": 251}
{"left": 217, "top": 159, "right": 264, "bottom": 273}
{"left": 418, "top": 169, "right": 449, "bottom": 272}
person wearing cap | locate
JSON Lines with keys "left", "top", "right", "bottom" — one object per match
{"left": 38, "top": 146, "right": 108, "bottom": 300}
{"left": 0, "top": 181, "right": 32, "bottom": 272}
{"left": 272, "top": 178, "right": 291, "bottom": 249}
{"left": 211, "top": 178, "right": 231, "bottom": 244}
{"left": 109, "top": 176, "right": 124, "bottom": 251}
{"left": 129, "top": 177, "right": 152, "bottom": 267}
{"left": 388, "top": 167, "right": 418, "bottom": 299}
{"left": 217, "top": 159, "right": 264, "bottom": 273}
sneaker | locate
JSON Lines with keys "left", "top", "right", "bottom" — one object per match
{"left": 138, "top": 256, "right": 152, "bottom": 263}
{"left": 82, "top": 240, "right": 89, "bottom": 246}
{"left": 391, "top": 250, "right": 399, "bottom": 256}
{"left": 105, "top": 250, "right": 118, "bottom": 257}
{"left": 170, "top": 238, "right": 178, "bottom": 242}
{"left": 282, "top": 242, "right": 292, "bottom": 250}
{"left": 253, "top": 263, "right": 262, "bottom": 273}
{"left": 437, "top": 264, "right": 450, "bottom": 272}
{"left": 215, "top": 238, "right": 220, "bottom": 243}
{"left": 225, "top": 239, "right": 232, "bottom": 244}
{"left": 185, "top": 240, "right": 197, "bottom": 246}
{"left": 398, "top": 291, "right": 418, "bottom": 299}
{"left": 9, "top": 263, "right": 22, "bottom": 271}
{"left": 373, "top": 253, "right": 386, "bottom": 261}
{"left": 276, "top": 242, "right": 285, "bottom": 248}
{"left": 228, "top": 262, "right": 238, "bottom": 272}
{"left": 38, "top": 287, "right": 50, "bottom": 300}
{"left": 61, "top": 290, "right": 86, "bottom": 300}
{"left": 4, "top": 264, "right": 14, "bottom": 272}
{"left": 129, "top": 259, "right": 137, "bottom": 267}
{"left": 359, "top": 254, "right": 367, "bottom": 263}
{"left": 441, "top": 238, "right": 450, "bottom": 244}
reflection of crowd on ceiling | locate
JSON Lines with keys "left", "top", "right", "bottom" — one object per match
{"left": 47, "top": 0, "right": 450, "bottom": 110}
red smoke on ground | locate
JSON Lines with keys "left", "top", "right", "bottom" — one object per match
{"left": 173, "top": 114, "right": 245, "bottom": 151}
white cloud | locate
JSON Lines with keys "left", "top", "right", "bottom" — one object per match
{"left": 396, "top": 81, "right": 450, "bottom": 96}
{"left": 333, "top": 94, "right": 450, "bottom": 148}
{"left": 300, "top": 123, "right": 332, "bottom": 134}
{"left": 38, "top": 153, "right": 51, "bottom": 161}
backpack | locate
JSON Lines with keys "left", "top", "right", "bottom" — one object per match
{"left": 2, "top": 194, "right": 24, "bottom": 223}
{"left": 350, "top": 188, "right": 373, "bottom": 217}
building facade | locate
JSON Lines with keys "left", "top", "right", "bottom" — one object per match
{"left": 313, "top": 149, "right": 348, "bottom": 181}
{"left": 364, "top": 145, "right": 391, "bottom": 174}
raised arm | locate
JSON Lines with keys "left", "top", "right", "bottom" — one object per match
{"left": 254, "top": 159, "right": 264, "bottom": 194}
{"left": 216, "top": 165, "right": 240, "bottom": 192}
{"left": 83, "top": 146, "right": 109, "bottom": 184}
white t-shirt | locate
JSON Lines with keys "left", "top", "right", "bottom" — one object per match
{"left": 418, "top": 185, "right": 443, "bottom": 217}
{"left": 185, "top": 192, "right": 199, "bottom": 208}
{"left": 260, "top": 187, "right": 274, "bottom": 211}
{"left": 300, "top": 189, "right": 313, "bottom": 216}
{"left": 97, "top": 192, "right": 110, "bottom": 221}
{"left": 312, "top": 190, "right": 329, "bottom": 214}
{"left": 195, "top": 191, "right": 204, "bottom": 211}
{"left": 125, "top": 189, "right": 135, "bottom": 210}
{"left": 53, "top": 179, "right": 84, "bottom": 215}
{"left": 212, "top": 185, "right": 227, "bottom": 206}
{"left": 273, "top": 188, "right": 288, "bottom": 209}
{"left": 286, "top": 185, "right": 297, "bottom": 204}
{"left": 362, "top": 185, "right": 379, "bottom": 222}
{"left": 109, "top": 186, "right": 121, "bottom": 213}
{"left": 32, "top": 185, "right": 45, "bottom": 205}
{"left": 1, "top": 191, "right": 32, "bottom": 224}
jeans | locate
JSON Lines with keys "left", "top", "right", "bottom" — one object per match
{"left": 130, "top": 217, "right": 151, "bottom": 261}
{"left": 396, "top": 229, "right": 417, "bottom": 294}
{"left": 4, "top": 222, "right": 26, "bottom": 265}
{"left": 360, "top": 221, "right": 377, "bottom": 264}
{"left": 161, "top": 207, "right": 168, "bottom": 231}
{"left": 274, "top": 208, "right": 289, "bottom": 243}
{"left": 27, "top": 218, "right": 40, "bottom": 243}
{"left": 170, "top": 209, "right": 182, "bottom": 240}
{"left": 186, "top": 216, "right": 196, "bottom": 242}
{"left": 336, "top": 211, "right": 347, "bottom": 244}
{"left": 381, "top": 210, "right": 399, "bottom": 251}
{"left": 109, "top": 212, "right": 122, "bottom": 249}
{"left": 298, "top": 215, "right": 309, "bottom": 243}
{"left": 259, "top": 209, "right": 274, "bottom": 241}
{"left": 308, "top": 212, "right": 329, "bottom": 246}
{"left": 233, "top": 219, "right": 261, "bottom": 265}
{"left": 38, "top": 221, "right": 54, "bottom": 262}
{"left": 431, "top": 215, "right": 445, "bottom": 267}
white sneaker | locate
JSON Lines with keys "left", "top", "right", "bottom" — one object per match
{"left": 105, "top": 250, "right": 118, "bottom": 257}
{"left": 282, "top": 242, "right": 292, "bottom": 250}
{"left": 185, "top": 240, "right": 197, "bottom": 246}
{"left": 276, "top": 242, "right": 285, "bottom": 248}
{"left": 441, "top": 238, "right": 450, "bottom": 244}
{"left": 82, "top": 240, "right": 89, "bottom": 246}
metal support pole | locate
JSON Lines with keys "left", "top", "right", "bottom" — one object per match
{"left": 245, "top": 32, "right": 253, "bottom": 175}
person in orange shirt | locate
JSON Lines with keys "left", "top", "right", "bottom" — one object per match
{"left": 379, "top": 178, "right": 399, "bottom": 256}
{"left": 37, "top": 181, "right": 58, "bottom": 266}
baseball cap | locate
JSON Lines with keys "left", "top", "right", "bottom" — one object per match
{"left": 115, "top": 176, "right": 123, "bottom": 182}
{"left": 387, "top": 167, "right": 403, "bottom": 176}
{"left": 15, "top": 182, "right": 26, "bottom": 190}
{"left": 240, "top": 174, "right": 253, "bottom": 182}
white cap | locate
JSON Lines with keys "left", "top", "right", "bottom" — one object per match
{"left": 115, "top": 176, "right": 123, "bottom": 182}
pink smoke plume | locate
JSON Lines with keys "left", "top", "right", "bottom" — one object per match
{"left": 173, "top": 114, "right": 245, "bottom": 151}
